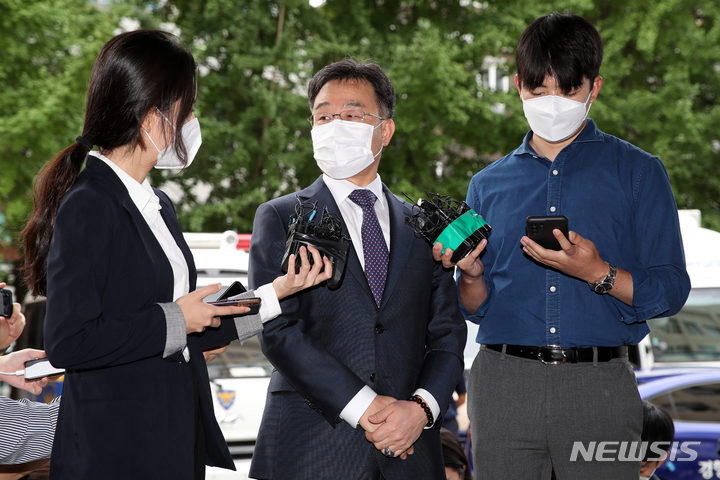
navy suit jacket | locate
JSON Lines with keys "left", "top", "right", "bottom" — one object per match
{"left": 44, "top": 156, "right": 240, "bottom": 479}
{"left": 248, "top": 176, "right": 467, "bottom": 480}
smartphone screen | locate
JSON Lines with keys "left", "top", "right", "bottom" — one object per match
{"left": 526, "top": 215, "right": 569, "bottom": 251}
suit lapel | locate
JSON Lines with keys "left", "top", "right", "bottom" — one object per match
{"left": 88, "top": 158, "right": 175, "bottom": 299}
{"left": 379, "top": 185, "right": 413, "bottom": 311}
{"left": 120, "top": 195, "right": 174, "bottom": 293}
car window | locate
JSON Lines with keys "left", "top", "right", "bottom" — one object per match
{"left": 648, "top": 288, "right": 720, "bottom": 362}
{"left": 648, "top": 382, "right": 720, "bottom": 422}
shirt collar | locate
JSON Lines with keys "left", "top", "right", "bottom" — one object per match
{"left": 513, "top": 119, "right": 604, "bottom": 157}
{"left": 92, "top": 153, "right": 160, "bottom": 214}
{"left": 322, "top": 173, "right": 387, "bottom": 211}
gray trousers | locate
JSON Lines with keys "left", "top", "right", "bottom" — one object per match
{"left": 467, "top": 346, "right": 643, "bottom": 480}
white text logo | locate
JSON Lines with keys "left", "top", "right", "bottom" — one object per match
{"left": 569, "top": 441, "right": 700, "bottom": 462}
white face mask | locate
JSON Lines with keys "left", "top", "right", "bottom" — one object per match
{"left": 311, "top": 119, "right": 383, "bottom": 180}
{"left": 522, "top": 90, "right": 592, "bottom": 143}
{"left": 144, "top": 111, "right": 202, "bottom": 170}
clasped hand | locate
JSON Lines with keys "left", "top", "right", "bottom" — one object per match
{"left": 359, "top": 395, "right": 428, "bottom": 460}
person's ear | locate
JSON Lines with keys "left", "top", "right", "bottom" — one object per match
{"left": 515, "top": 74, "right": 523, "bottom": 98}
{"left": 381, "top": 118, "right": 395, "bottom": 146}
{"left": 141, "top": 108, "right": 158, "bottom": 133}
{"left": 142, "top": 108, "right": 172, "bottom": 147}
{"left": 590, "top": 76, "right": 603, "bottom": 103}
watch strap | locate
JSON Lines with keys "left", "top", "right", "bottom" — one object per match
{"left": 590, "top": 263, "right": 616, "bottom": 294}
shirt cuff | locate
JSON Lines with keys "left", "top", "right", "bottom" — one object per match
{"left": 254, "top": 283, "right": 282, "bottom": 324}
{"left": 414, "top": 388, "right": 440, "bottom": 429}
{"left": 227, "top": 289, "right": 264, "bottom": 345}
{"left": 339, "top": 385, "right": 377, "bottom": 429}
{"left": 158, "top": 302, "right": 187, "bottom": 359}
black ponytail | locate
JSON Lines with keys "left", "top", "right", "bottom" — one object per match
{"left": 21, "top": 141, "right": 89, "bottom": 296}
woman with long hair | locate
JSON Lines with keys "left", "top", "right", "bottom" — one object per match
{"left": 21, "top": 30, "right": 330, "bottom": 480}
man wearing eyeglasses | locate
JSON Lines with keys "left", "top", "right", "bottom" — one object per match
{"left": 248, "top": 59, "right": 466, "bottom": 480}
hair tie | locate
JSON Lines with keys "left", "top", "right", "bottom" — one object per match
{"left": 76, "top": 135, "right": 93, "bottom": 152}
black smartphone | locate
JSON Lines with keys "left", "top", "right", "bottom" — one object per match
{"left": 1, "top": 288, "right": 12, "bottom": 318}
{"left": 217, "top": 281, "right": 247, "bottom": 301}
{"left": 526, "top": 215, "right": 569, "bottom": 251}
{"left": 207, "top": 297, "right": 261, "bottom": 316}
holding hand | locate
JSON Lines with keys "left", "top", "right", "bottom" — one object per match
{"left": 432, "top": 239, "right": 487, "bottom": 278}
{"left": 0, "top": 349, "right": 53, "bottom": 395}
{"left": 272, "top": 246, "right": 333, "bottom": 301}
{"left": 176, "top": 284, "right": 251, "bottom": 334}
{"left": 521, "top": 230, "right": 607, "bottom": 283}
{"left": 433, "top": 241, "right": 489, "bottom": 315}
{"left": 0, "top": 282, "right": 26, "bottom": 352}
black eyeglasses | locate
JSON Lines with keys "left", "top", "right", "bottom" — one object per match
{"left": 307, "top": 109, "right": 385, "bottom": 127}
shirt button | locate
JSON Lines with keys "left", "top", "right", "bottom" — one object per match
{"left": 375, "top": 324, "right": 384, "bottom": 334}
{"left": 550, "top": 206, "right": 556, "bottom": 212}
{"left": 553, "top": 170, "right": 559, "bottom": 175}
{"left": 550, "top": 327, "right": 556, "bottom": 333}
{"left": 550, "top": 286, "right": 556, "bottom": 292}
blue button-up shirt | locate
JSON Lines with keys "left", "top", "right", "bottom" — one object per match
{"left": 463, "top": 120, "right": 691, "bottom": 348}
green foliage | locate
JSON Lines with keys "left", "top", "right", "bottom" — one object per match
{"left": 0, "top": 0, "right": 122, "bottom": 248}
{"left": 1, "top": 0, "right": 719, "bottom": 254}
{"left": 147, "top": 0, "right": 720, "bottom": 232}
{"left": 590, "top": 0, "right": 720, "bottom": 231}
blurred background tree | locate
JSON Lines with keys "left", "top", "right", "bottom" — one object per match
{"left": 2, "top": 0, "right": 719, "bottom": 286}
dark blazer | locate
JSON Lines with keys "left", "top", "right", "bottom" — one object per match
{"left": 44, "top": 156, "right": 240, "bottom": 479}
{"left": 248, "top": 176, "right": 467, "bottom": 480}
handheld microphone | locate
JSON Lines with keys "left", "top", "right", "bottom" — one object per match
{"left": 281, "top": 198, "right": 351, "bottom": 289}
{"left": 404, "top": 191, "right": 491, "bottom": 263}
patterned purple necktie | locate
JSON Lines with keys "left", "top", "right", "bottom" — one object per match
{"left": 349, "top": 189, "right": 389, "bottom": 307}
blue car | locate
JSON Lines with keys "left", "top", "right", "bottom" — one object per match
{"left": 639, "top": 370, "right": 720, "bottom": 480}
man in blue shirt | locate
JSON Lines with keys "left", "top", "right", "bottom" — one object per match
{"left": 434, "top": 13, "right": 690, "bottom": 479}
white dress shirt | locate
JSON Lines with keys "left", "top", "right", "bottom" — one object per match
{"left": 93, "top": 153, "right": 281, "bottom": 361}
{"left": 322, "top": 174, "right": 440, "bottom": 429}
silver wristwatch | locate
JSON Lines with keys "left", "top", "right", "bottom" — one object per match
{"left": 590, "top": 263, "right": 616, "bottom": 295}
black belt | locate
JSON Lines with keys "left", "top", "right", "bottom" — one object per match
{"left": 482, "top": 344, "right": 627, "bottom": 364}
